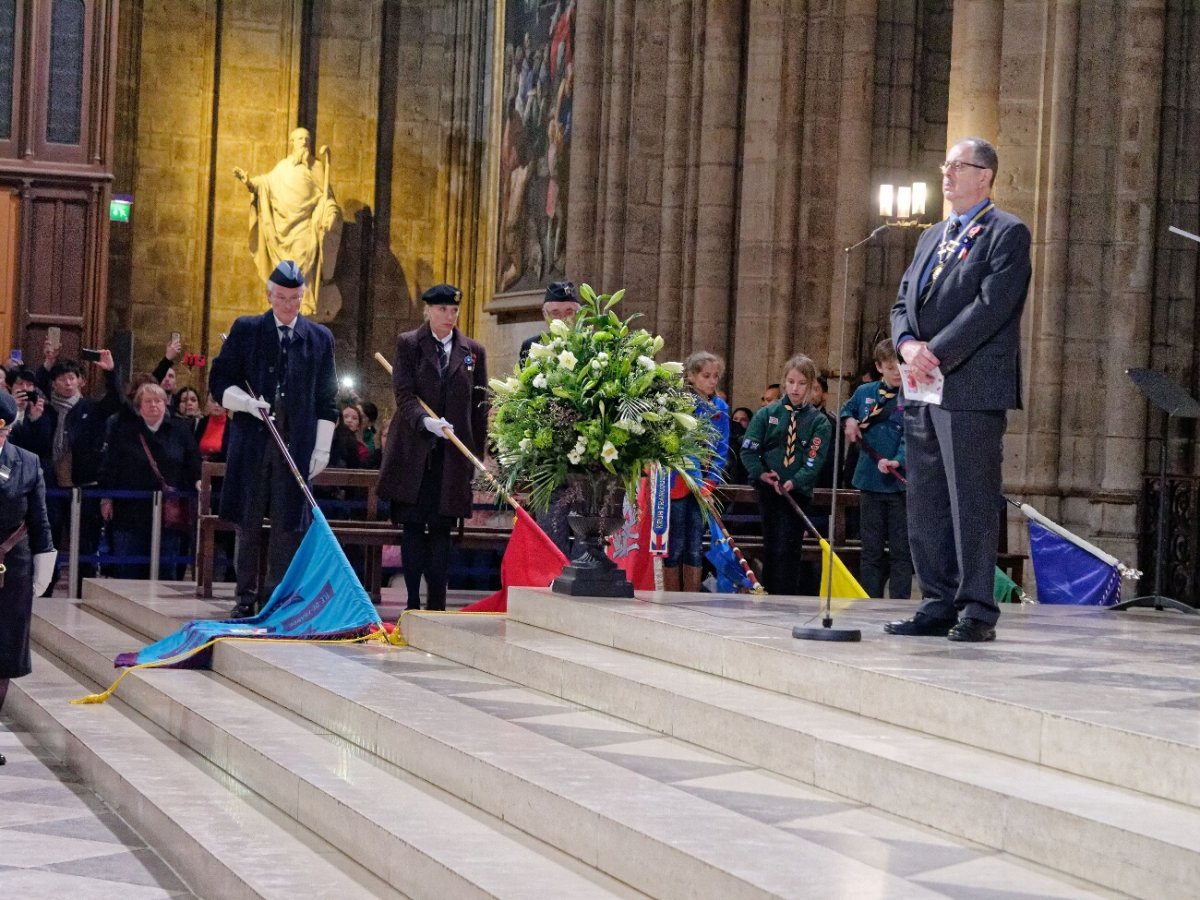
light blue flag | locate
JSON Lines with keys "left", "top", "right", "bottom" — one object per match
{"left": 116, "top": 507, "right": 383, "bottom": 669}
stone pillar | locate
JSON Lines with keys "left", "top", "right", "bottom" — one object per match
{"left": 945, "top": 0, "right": 1003, "bottom": 153}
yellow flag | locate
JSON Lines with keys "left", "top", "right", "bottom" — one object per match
{"left": 818, "top": 537, "right": 869, "bottom": 601}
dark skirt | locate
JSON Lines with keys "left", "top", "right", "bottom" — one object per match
{"left": 390, "top": 449, "right": 458, "bottom": 529}
{"left": 0, "top": 542, "right": 34, "bottom": 679}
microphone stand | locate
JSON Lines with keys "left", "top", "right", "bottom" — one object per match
{"left": 793, "top": 223, "right": 894, "bottom": 643}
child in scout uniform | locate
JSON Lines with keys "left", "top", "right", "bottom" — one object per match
{"left": 740, "top": 354, "right": 831, "bottom": 595}
{"left": 663, "top": 351, "right": 730, "bottom": 593}
{"left": 841, "top": 339, "right": 912, "bottom": 599}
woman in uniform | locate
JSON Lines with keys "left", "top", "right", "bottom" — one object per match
{"left": 0, "top": 391, "right": 56, "bottom": 765}
{"left": 377, "top": 284, "right": 489, "bottom": 611}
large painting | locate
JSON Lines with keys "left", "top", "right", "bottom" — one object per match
{"left": 494, "top": 0, "right": 574, "bottom": 298}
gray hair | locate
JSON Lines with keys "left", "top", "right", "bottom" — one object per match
{"left": 957, "top": 137, "right": 998, "bottom": 183}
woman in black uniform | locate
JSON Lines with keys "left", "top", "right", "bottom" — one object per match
{"left": 0, "top": 391, "right": 56, "bottom": 765}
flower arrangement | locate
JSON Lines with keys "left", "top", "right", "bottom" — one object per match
{"left": 489, "top": 285, "right": 716, "bottom": 512}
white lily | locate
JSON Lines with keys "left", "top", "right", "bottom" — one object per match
{"left": 548, "top": 318, "right": 571, "bottom": 338}
{"left": 672, "top": 412, "right": 699, "bottom": 430}
{"left": 637, "top": 355, "right": 656, "bottom": 371}
{"left": 660, "top": 361, "right": 684, "bottom": 374}
{"left": 601, "top": 441, "right": 619, "bottom": 463}
{"left": 558, "top": 349, "right": 578, "bottom": 371}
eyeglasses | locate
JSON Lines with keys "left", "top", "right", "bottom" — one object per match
{"left": 939, "top": 160, "right": 989, "bottom": 175}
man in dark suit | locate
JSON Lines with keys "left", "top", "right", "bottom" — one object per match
{"left": 208, "top": 261, "right": 339, "bottom": 617}
{"left": 378, "top": 284, "right": 488, "bottom": 610}
{"left": 886, "top": 137, "right": 1031, "bottom": 642}
{"left": 518, "top": 280, "right": 579, "bottom": 363}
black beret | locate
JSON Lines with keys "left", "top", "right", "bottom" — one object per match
{"left": 268, "top": 260, "right": 305, "bottom": 288}
{"left": 0, "top": 391, "right": 16, "bottom": 428}
{"left": 422, "top": 283, "right": 462, "bottom": 306}
{"left": 545, "top": 280, "right": 577, "bottom": 303}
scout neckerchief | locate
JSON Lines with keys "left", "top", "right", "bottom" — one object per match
{"left": 782, "top": 401, "right": 803, "bottom": 468}
{"left": 860, "top": 380, "right": 899, "bottom": 431}
{"left": 928, "top": 201, "right": 994, "bottom": 287}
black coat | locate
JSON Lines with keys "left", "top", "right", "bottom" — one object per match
{"left": 377, "top": 324, "right": 488, "bottom": 518}
{"left": 99, "top": 411, "right": 202, "bottom": 531}
{"left": 0, "top": 441, "right": 55, "bottom": 679}
{"left": 14, "top": 368, "right": 123, "bottom": 487}
{"left": 208, "top": 311, "right": 339, "bottom": 529}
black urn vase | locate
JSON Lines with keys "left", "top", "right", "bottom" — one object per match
{"left": 551, "top": 473, "right": 635, "bottom": 598}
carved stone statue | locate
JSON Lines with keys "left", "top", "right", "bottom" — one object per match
{"left": 234, "top": 127, "right": 343, "bottom": 319}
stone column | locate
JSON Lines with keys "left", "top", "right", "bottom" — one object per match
{"left": 945, "top": 0, "right": 1003, "bottom": 154}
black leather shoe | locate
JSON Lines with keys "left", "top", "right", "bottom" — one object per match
{"left": 884, "top": 613, "right": 957, "bottom": 636}
{"left": 1, "top": 751, "right": 6, "bottom": 765}
{"left": 229, "top": 600, "right": 257, "bottom": 619}
{"left": 947, "top": 618, "right": 996, "bottom": 642}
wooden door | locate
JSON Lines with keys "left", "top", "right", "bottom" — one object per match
{"left": 0, "top": 188, "right": 16, "bottom": 355}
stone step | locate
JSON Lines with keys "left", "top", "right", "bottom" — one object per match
{"left": 504, "top": 589, "right": 1200, "bottom": 809}
{"left": 83, "top": 583, "right": 1117, "bottom": 900}
{"left": 7, "top": 647, "right": 402, "bottom": 900}
{"left": 30, "top": 599, "right": 643, "bottom": 900}
{"left": 400, "top": 609, "right": 1200, "bottom": 900}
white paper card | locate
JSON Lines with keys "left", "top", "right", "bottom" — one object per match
{"left": 900, "top": 364, "right": 944, "bottom": 405}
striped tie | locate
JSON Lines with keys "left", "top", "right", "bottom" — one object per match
{"left": 782, "top": 403, "right": 797, "bottom": 468}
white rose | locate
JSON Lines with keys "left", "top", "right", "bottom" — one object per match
{"left": 519, "top": 437, "right": 532, "bottom": 451}
{"left": 637, "top": 355, "right": 656, "bottom": 371}
{"left": 533, "top": 373, "right": 548, "bottom": 389}
{"left": 567, "top": 449, "right": 583, "bottom": 465}
{"left": 558, "top": 350, "right": 578, "bottom": 371}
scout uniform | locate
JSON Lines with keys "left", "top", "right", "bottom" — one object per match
{"left": 740, "top": 399, "right": 831, "bottom": 595}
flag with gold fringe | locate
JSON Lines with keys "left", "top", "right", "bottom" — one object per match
{"left": 462, "top": 504, "right": 568, "bottom": 613}
{"left": 112, "top": 507, "right": 382, "bottom": 671}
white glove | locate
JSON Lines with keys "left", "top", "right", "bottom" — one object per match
{"left": 422, "top": 416, "right": 454, "bottom": 438}
{"left": 32, "top": 550, "right": 56, "bottom": 598}
{"left": 309, "top": 419, "right": 335, "bottom": 479}
{"left": 221, "top": 386, "right": 272, "bottom": 420}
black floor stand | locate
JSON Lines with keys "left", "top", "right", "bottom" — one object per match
{"left": 1111, "top": 368, "right": 1200, "bottom": 615}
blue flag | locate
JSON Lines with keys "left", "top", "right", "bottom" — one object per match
{"left": 115, "top": 507, "right": 383, "bottom": 669}
{"left": 705, "top": 518, "right": 754, "bottom": 593}
{"left": 1029, "top": 520, "right": 1121, "bottom": 606}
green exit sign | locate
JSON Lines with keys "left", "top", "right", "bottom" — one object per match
{"left": 110, "top": 196, "right": 132, "bottom": 222}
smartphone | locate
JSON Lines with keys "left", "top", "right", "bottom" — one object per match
{"left": 81, "top": 348, "right": 102, "bottom": 362}
{"left": 23, "top": 388, "right": 38, "bottom": 404}
{"left": 9, "top": 349, "right": 21, "bottom": 363}
{"left": 170, "top": 331, "right": 181, "bottom": 344}
{"left": 47, "top": 326, "right": 61, "bottom": 350}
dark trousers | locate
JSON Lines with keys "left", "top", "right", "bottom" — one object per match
{"left": 858, "top": 490, "right": 912, "bottom": 599}
{"left": 235, "top": 448, "right": 303, "bottom": 607}
{"left": 904, "top": 404, "right": 1006, "bottom": 625}
{"left": 393, "top": 449, "right": 457, "bottom": 610}
{"left": 756, "top": 486, "right": 819, "bottom": 596}
{"left": 400, "top": 525, "right": 452, "bottom": 610}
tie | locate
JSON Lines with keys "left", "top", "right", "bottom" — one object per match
{"left": 782, "top": 403, "right": 798, "bottom": 468}
{"left": 920, "top": 218, "right": 961, "bottom": 305}
{"left": 435, "top": 339, "right": 449, "bottom": 377}
{"left": 277, "top": 325, "right": 292, "bottom": 410}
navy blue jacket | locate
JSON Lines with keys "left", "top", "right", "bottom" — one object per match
{"left": 208, "top": 311, "right": 338, "bottom": 529}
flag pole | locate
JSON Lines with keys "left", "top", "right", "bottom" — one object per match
{"left": 710, "top": 509, "right": 764, "bottom": 594}
{"left": 246, "top": 382, "right": 319, "bottom": 510}
{"left": 373, "top": 352, "right": 522, "bottom": 511}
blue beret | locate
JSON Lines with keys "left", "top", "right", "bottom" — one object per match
{"left": 0, "top": 391, "right": 16, "bottom": 428}
{"left": 422, "top": 284, "right": 462, "bottom": 305}
{"left": 268, "top": 260, "right": 305, "bottom": 288}
{"left": 545, "top": 280, "right": 577, "bottom": 303}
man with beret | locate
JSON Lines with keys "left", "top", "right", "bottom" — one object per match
{"left": 378, "top": 284, "right": 488, "bottom": 610}
{"left": 517, "top": 280, "right": 580, "bottom": 555}
{"left": 519, "top": 280, "right": 579, "bottom": 363}
{"left": 209, "top": 260, "right": 339, "bottom": 618}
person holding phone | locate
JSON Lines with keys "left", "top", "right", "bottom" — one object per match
{"left": 22, "top": 348, "right": 121, "bottom": 591}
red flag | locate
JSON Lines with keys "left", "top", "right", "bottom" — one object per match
{"left": 608, "top": 478, "right": 656, "bottom": 591}
{"left": 462, "top": 505, "right": 569, "bottom": 612}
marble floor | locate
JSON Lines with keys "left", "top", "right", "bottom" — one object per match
{"left": 0, "top": 716, "right": 195, "bottom": 899}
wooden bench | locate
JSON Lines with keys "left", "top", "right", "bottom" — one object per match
{"left": 195, "top": 465, "right": 1026, "bottom": 598}
{"left": 195, "top": 463, "right": 516, "bottom": 601}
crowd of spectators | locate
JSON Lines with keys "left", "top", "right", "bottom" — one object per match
{"left": 0, "top": 337, "right": 384, "bottom": 591}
